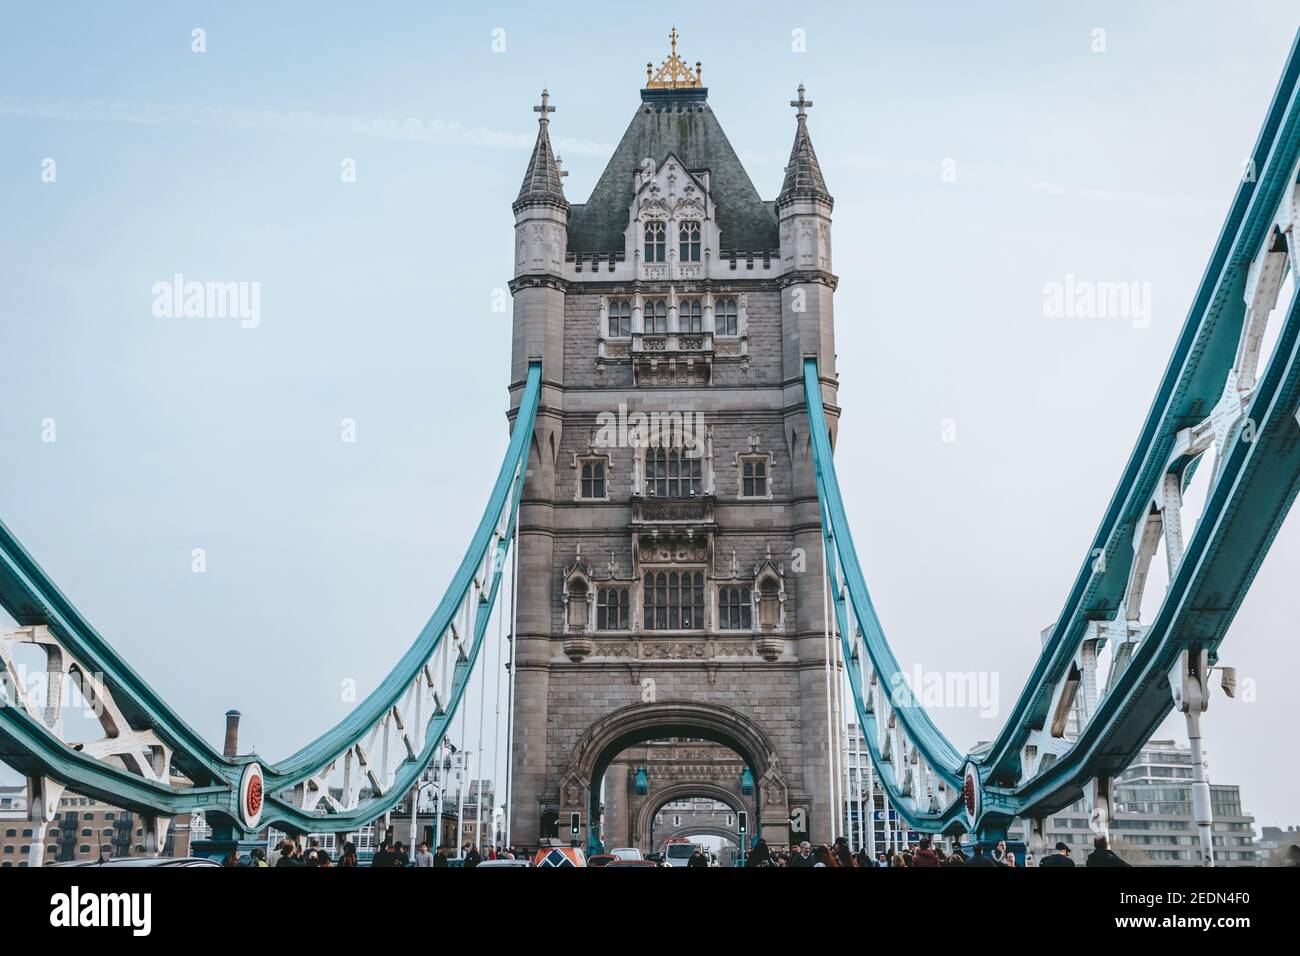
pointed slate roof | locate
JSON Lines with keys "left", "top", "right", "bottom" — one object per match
{"left": 514, "top": 90, "right": 568, "bottom": 211}
{"left": 566, "top": 87, "right": 778, "bottom": 256}
{"left": 777, "top": 85, "right": 831, "bottom": 206}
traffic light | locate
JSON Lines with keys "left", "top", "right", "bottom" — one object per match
{"left": 738, "top": 811, "right": 748, "bottom": 835}
{"left": 570, "top": 812, "right": 580, "bottom": 837}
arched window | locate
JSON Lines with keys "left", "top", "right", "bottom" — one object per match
{"left": 643, "top": 570, "right": 705, "bottom": 630}
{"left": 758, "top": 577, "right": 780, "bottom": 630}
{"left": 567, "top": 580, "right": 589, "bottom": 630}
{"left": 608, "top": 299, "right": 632, "bottom": 337}
{"left": 719, "top": 586, "right": 752, "bottom": 629}
{"left": 679, "top": 221, "right": 701, "bottom": 261}
{"left": 644, "top": 299, "right": 668, "bottom": 334}
{"left": 680, "top": 297, "right": 703, "bottom": 334}
{"left": 716, "top": 296, "right": 739, "bottom": 336}
{"left": 645, "top": 445, "right": 703, "bottom": 497}
{"left": 644, "top": 221, "right": 666, "bottom": 262}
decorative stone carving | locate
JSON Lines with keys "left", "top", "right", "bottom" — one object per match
{"left": 641, "top": 642, "right": 706, "bottom": 660}
{"left": 563, "top": 636, "right": 595, "bottom": 662}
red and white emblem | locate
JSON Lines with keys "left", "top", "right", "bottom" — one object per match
{"left": 962, "top": 761, "right": 980, "bottom": 827}
{"left": 239, "top": 762, "right": 265, "bottom": 829}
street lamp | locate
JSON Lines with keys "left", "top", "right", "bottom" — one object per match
{"left": 635, "top": 766, "right": 649, "bottom": 796}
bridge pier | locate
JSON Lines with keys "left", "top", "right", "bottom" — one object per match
{"left": 1025, "top": 816, "right": 1046, "bottom": 861}
{"left": 1085, "top": 775, "right": 1113, "bottom": 842}
{"left": 25, "top": 775, "right": 64, "bottom": 868}
{"left": 142, "top": 814, "right": 170, "bottom": 858}
{"left": 1170, "top": 649, "right": 1215, "bottom": 866}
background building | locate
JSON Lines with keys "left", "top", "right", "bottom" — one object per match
{"left": 1041, "top": 739, "right": 1257, "bottom": 865}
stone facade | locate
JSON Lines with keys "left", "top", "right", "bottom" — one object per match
{"left": 506, "top": 50, "right": 842, "bottom": 848}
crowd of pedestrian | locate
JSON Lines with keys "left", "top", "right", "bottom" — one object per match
{"left": 221, "top": 833, "right": 1132, "bottom": 868}
{"left": 220, "top": 838, "right": 535, "bottom": 868}
{"left": 737, "top": 834, "right": 1131, "bottom": 867}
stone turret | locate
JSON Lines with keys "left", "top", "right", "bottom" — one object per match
{"left": 511, "top": 89, "right": 569, "bottom": 385}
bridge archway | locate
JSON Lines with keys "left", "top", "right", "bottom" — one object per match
{"left": 559, "top": 701, "right": 790, "bottom": 851}
{"left": 657, "top": 824, "right": 740, "bottom": 848}
{"left": 634, "top": 780, "right": 747, "bottom": 852}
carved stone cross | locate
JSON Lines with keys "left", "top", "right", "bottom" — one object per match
{"left": 534, "top": 89, "right": 556, "bottom": 123}
{"left": 790, "top": 84, "right": 813, "bottom": 120}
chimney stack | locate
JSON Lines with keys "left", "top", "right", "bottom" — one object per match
{"left": 223, "top": 709, "right": 241, "bottom": 759}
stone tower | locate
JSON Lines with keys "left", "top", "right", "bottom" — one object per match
{"left": 506, "top": 33, "right": 841, "bottom": 850}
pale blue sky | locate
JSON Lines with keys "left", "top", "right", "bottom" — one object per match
{"left": 1, "top": 2, "right": 1297, "bottom": 827}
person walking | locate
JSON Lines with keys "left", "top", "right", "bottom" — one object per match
{"left": 911, "top": 835, "right": 941, "bottom": 867}
{"left": 967, "top": 845, "right": 996, "bottom": 867}
{"left": 1038, "top": 841, "right": 1075, "bottom": 868}
{"left": 745, "top": 838, "right": 771, "bottom": 867}
{"left": 991, "top": 839, "right": 1010, "bottom": 866}
{"left": 687, "top": 847, "right": 709, "bottom": 868}
{"left": 339, "top": 841, "right": 359, "bottom": 867}
{"left": 832, "top": 837, "right": 858, "bottom": 867}
{"left": 275, "top": 840, "right": 304, "bottom": 867}
{"left": 303, "top": 838, "right": 324, "bottom": 867}
{"left": 812, "top": 845, "right": 838, "bottom": 867}
{"left": 414, "top": 842, "right": 435, "bottom": 867}
{"left": 1086, "top": 835, "right": 1130, "bottom": 867}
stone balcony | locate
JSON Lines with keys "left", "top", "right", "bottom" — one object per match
{"left": 631, "top": 331, "right": 712, "bottom": 385}
{"left": 631, "top": 494, "right": 715, "bottom": 566}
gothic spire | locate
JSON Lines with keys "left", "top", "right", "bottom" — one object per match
{"left": 777, "top": 84, "right": 831, "bottom": 206}
{"left": 514, "top": 89, "right": 569, "bottom": 211}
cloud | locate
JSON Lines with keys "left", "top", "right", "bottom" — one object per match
{"left": 0, "top": 97, "right": 615, "bottom": 157}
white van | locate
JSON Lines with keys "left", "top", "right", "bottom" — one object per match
{"left": 662, "top": 842, "right": 703, "bottom": 867}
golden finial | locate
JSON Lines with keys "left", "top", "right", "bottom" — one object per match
{"left": 646, "top": 28, "right": 703, "bottom": 89}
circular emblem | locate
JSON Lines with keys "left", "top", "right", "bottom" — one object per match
{"left": 961, "top": 761, "right": 980, "bottom": 827}
{"left": 239, "top": 762, "right": 264, "bottom": 829}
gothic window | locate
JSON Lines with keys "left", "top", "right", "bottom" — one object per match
{"left": 718, "top": 586, "right": 752, "bottom": 630}
{"left": 608, "top": 299, "right": 632, "bottom": 337}
{"left": 578, "top": 457, "right": 607, "bottom": 499}
{"left": 597, "top": 587, "right": 630, "bottom": 630}
{"left": 716, "top": 296, "right": 739, "bottom": 336}
{"left": 644, "top": 221, "right": 667, "bottom": 262}
{"left": 739, "top": 455, "right": 769, "bottom": 498}
{"left": 680, "top": 297, "right": 703, "bottom": 334}
{"left": 643, "top": 570, "right": 705, "bottom": 630}
{"left": 567, "top": 580, "right": 589, "bottom": 630}
{"left": 758, "top": 576, "right": 780, "bottom": 630}
{"left": 644, "top": 299, "right": 668, "bottom": 334}
{"left": 646, "top": 445, "right": 703, "bottom": 497}
{"left": 679, "top": 221, "right": 701, "bottom": 261}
